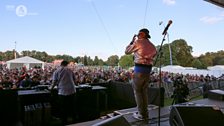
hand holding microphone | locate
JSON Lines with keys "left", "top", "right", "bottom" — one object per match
{"left": 130, "top": 34, "right": 137, "bottom": 45}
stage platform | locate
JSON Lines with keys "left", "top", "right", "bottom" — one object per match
{"left": 68, "top": 98, "right": 224, "bottom": 126}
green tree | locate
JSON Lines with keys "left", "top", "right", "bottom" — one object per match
{"left": 21, "top": 50, "right": 31, "bottom": 56}
{"left": 106, "top": 55, "right": 119, "bottom": 66}
{"left": 93, "top": 56, "right": 99, "bottom": 66}
{"left": 98, "top": 59, "right": 105, "bottom": 66}
{"left": 155, "top": 43, "right": 178, "bottom": 66}
{"left": 171, "top": 39, "right": 193, "bottom": 67}
{"left": 0, "top": 52, "right": 3, "bottom": 61}
{"left": 74, "top": 56, "right": 82, "bottom": 64}
{"left": 198, "top": 50, "right": 224, "bottom": 66}
{"left": 34, "top": 51, "right": 48, "bottom": 61}
{"left": 217, "top": 58, "right": 224, "bottom": 65}
{"left": 87, "top": 56, "right": 93, "bottom": 66}
{"left": 198, "top": 52, "right": 213, "bottom": 67}
{"left": 4, "top": 50, "right": 15, "bottom": 61}
{"left": 213, "top": 50, "right": 224, "bottom": 65}
{"left": 31, "top": 50, "right": 37, "bottom": 57}
{"left": 83, "top": 55, "right": 88, "bottom": 66}
{"left": 55, "top": 54, "right": 74, "bottom": 62}
{"left": 119, "top": 55, "right": 134, "bottom": 69}
{"left": 192, "top": 58, "right": 205, "bottom": 69}
{"left": 45, "top": 55, "right": 54, "bottom": 62}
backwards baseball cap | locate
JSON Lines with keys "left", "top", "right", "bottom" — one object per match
{"left": 139, "top": 28, "right": 151, "bottom": 38}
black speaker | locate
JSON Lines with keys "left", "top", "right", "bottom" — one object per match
{"left": 92, "top": 115, "right": 130, "bottom": 126}
{"left": 208, "top": 90, "right": 224, "bottom": 101}
{"left": 169, "top": 106, "right": 224, "bottom": 126}
{"left": 0, "top": 90, "right": 19, "bottom": 125}
{"left": 148, "top": 87, "right": 165, "bottom": 107}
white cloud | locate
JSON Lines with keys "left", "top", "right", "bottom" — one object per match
{"left": 200, "top": 16, "right": 223, "bottom": 24}
{"left": 163, "top": 0, "right": 176, "bottom": 5}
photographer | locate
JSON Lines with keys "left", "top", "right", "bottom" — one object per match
{"left": 202, "top": 78, "right": 213, "bottom": 98}
{"left": 171, "top": 76, "right": 189, "bottom": 104}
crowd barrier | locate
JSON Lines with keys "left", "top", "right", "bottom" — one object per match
{"left": 99, "top": 81, "right": 165, "bottom": 110}
{"left": 150, "top": 80, "right": 224, "bottom": 99}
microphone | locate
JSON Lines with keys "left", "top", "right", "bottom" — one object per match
{"left": 162, "top": 20, "right": 172, "bottom": 35}
{"left": 130, "top": 34, "right": 137, "bottom": 45}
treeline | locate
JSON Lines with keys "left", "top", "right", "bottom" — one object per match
{"left": 154, "top": 39, "right": 224, "bottom": 69}
{"left": 118, "top": 39, "right": 224, "bottom": 69}
{"left": 0, "top": 39, "right": 224, "bottom": 69}
{"left": 0, "top": 50, "right": 120, "bottom": 66}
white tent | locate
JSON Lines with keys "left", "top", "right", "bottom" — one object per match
{"left": 207, "top": 65, "right": 224, "bottom": 77}
{"left": 208, "top": 65, "right": 224, "bottom": 70}
{"left": 161, "top": 65, "right": 185, "bottom": 73}
{"left": 6, "top": 56, "right": 45, "bottom": 69}
{"left": 160, "top": 65, "right": 224, "bottom": 77}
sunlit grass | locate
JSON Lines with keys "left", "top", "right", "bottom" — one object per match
{"left": 164, "top": 95, "right": 203, "bottom": 106}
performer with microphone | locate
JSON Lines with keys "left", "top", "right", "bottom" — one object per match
{"left": 125, "top": 28, "right": 157, "bottom": 121}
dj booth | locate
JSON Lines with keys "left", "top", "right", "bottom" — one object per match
{"left": 0, "top": 88, "right": 52, "bottom": 126}
{"left": 0, "top": 86, "right": 107, "bottom": 126}
{"left": 18, "top": 89, "right": 51, "bottom": 126}
{"left": 51, "top": 85, "right": 108, "bottom": 122}
{"left": 0, "top": 82, "right": 164, "bottom": 126}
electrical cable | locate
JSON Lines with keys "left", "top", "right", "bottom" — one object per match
{"left": 90, "top": 1, "right": 117, "bottom": 52}
{"left": 143, "top": 0, "right": 150, "bottom": 27}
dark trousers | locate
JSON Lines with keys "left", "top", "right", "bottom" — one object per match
{"left": 58, "top": 93, "right": 77, "bottom": 125}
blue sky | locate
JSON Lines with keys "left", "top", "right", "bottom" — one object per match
{"left": 0, "top": 0, "right": 224, "bottom": 61}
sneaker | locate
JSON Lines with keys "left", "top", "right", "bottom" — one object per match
{"left": 132, "top": 112, "right": 144, "bottom": 121}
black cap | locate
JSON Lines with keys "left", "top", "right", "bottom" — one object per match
{"left": 61, "top": 60, "right": 69, "bottom": 66}
{"left": 139, "top": 28, "right": 151, "bottom": 38}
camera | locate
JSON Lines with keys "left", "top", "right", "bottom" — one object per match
{"left": 173, "top": 76, "right": 184, "bottom": 88}
{"left": 171, "top": 76, "right": 189, "bottom": 104}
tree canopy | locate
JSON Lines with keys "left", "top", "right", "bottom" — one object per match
{"left": 1, "top": 39, "right": 223, "bottom": 69}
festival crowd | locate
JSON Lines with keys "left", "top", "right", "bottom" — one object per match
{"left": 0, "top": 63, "right": 223, "bottom": 90}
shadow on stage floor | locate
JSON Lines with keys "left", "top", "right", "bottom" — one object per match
{"left": 68, "top": 98, "right": 224, "bottom": 126}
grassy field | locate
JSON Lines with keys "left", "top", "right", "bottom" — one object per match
{"left": 164, "top": 95, "right": 203, "bottom": 106}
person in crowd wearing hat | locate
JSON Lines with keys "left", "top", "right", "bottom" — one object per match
{"left": 125, "top": 28, "right": 157, "bottom": 121}
{"left": 51, "top": 60, "right": 77, "bottom": 125}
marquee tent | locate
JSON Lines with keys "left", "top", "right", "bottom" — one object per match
{"left": 208, "top": 65, "right": 224, "bottom": 71}
{"left": 161, "top": 65, "right": 185, "bottom": 73}
{"left": 207, "top": 65, "right": 224, "bottom": 77}
{"left": 6, "top": 56, "right": 45, "bottom": 69}
{"left": 160, "top": 65, "right": 223, "bottom": 78}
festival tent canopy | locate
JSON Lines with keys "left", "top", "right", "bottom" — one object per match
{"left": 161, "top": 65, "right": 223, "bottom": 78}
{"left": 207, "top": 65, "right": 224, "bottom": 77}
{"left": 208, "top": 65, "right": 224, "bottom": 70}
{"left": 6, "top": 56, "right": 45, "bottom": 69}
{"left": 161, "top": 65, "right": 209, "bottom": 76}
{"left": 161, "top": 65, "right": 185, "bottom": 73}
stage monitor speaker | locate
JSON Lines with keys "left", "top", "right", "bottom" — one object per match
{"left": 208, "top": 89, "right": 224, "bottom": 101}
{"left": 92, "top": 115, "right": 130, "bottom": 126}
{"left": 169, "top": 106, "right": 224, "bottom": 126}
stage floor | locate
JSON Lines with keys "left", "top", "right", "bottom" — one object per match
{"left": 68, "top": 98, "right": 224, "bottom": 126}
